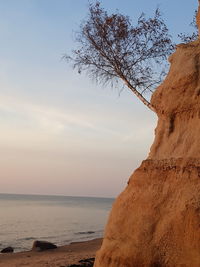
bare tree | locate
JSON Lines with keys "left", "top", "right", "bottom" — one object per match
{"left": 66, "top": 2, "right": 174, "bottom": 112}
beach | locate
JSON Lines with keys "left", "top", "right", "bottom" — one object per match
{"left": 0, "top": 194, "right": 112, "bottom": 253}
{"left": 0, "top": 194, "right": 110, "bottom": 266}
{"left": 0, "top": 238, "right": 102, "bottom": 267}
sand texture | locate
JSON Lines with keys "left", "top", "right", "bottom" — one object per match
{"left": 0, "top": 238, "right": 102, "bottom": 267}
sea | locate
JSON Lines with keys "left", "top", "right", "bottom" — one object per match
{"left": 0, "top": 193, "right": 114, "bottom": 252}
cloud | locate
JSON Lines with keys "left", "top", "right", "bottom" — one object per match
{"left": 0, "top": 80, "right": 156, "bottom": 162}
{"left": 0, "top": 93, "right": 124, "bottom": 145}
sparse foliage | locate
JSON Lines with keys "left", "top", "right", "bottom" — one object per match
{"left": 178, "top": 11, "right": 198, "bottom": 43}
{"left": 66, "top": 2, "right": 174, "bottom": 111}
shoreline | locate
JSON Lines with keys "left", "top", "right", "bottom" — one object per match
{"left": 0, "top": 238, "right": 102, "bottom": 267}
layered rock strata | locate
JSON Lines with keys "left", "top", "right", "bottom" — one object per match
{"left": 94, "top": 7, "right": 200, "bottom": 267}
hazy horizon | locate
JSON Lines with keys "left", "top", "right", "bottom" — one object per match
{"left": 0, "top": 0, "right": 197, "bottom": 198}
{"left": 0, "top": 192, "right": 115, "bottom": 199}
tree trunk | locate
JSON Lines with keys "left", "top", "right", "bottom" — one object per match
{"left": 121, "top": 77, "right": 156, "bottom": 112}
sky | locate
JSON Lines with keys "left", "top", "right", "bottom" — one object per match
{"left": 0, "top": 0, "right": 198, "bottom": 198}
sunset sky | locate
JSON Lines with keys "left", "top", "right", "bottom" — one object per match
{"left": 0, "top": 0, "right": 197, "bottom": 197}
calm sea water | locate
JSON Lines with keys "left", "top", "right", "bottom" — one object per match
{"left": 0, "top": 193, "right": 114, "bottom": 252}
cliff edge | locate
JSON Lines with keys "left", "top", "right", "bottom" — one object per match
{"left": 94, "top": 4, "right": 200, "bottom": 267}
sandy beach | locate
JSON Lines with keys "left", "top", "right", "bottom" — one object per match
{"left": 0, "top": 238, "right": 102, "bottom": 267}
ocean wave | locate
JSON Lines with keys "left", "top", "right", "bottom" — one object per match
{"left": 75, "top": 231, "right": 95, "bottom": 235}
{"left": 18, "top": 237, "right": 36, "bottom": 241}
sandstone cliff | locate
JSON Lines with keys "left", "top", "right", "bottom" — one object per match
{"left": 94, "top": 5, "right": 200, "bottom": 267}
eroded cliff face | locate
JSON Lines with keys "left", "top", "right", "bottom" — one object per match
{"left": 149, "top": 41, "right": 200, "bottom": 160}
{"left": 94, "top": 9, "right": 200, "bottom": 267}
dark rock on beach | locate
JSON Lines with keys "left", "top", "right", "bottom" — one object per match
{"left": 67, "top": 257, "right": 95, "bottom": 267}
{"left": 1, "top": 247, "right": 14, "bottom": 253}
{"left": 32, "top": 240, "right": 57, "bottom": 251}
